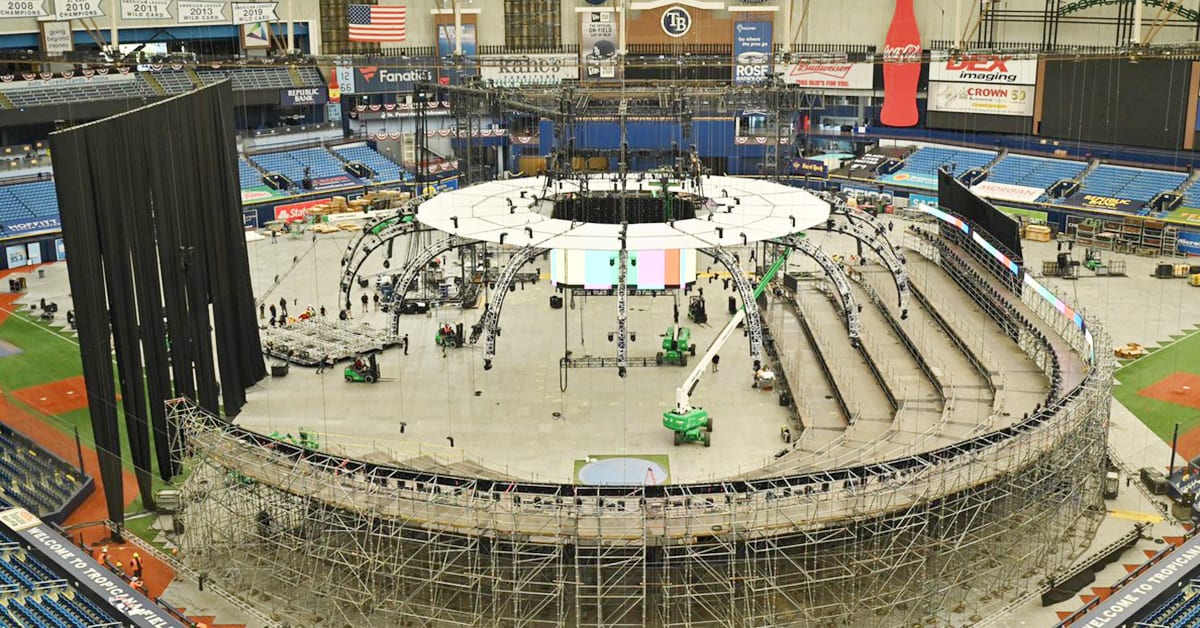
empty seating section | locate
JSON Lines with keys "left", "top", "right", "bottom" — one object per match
{"left": 896, "top": 146, "right": 996, "bottom": 177}
{"left": 1076, "top": 165, "right": 1186, "bottom": 205}
{"left": 0, "top": 540, "right": 117, "bottom": 628}
{"left": 335, "top": 145, "right": 407, "bottom": 182}
{"left": 239, "top": 158, "right": 264, "bottom": 189}
{"left": 249, "top": 147, "right": 347, "bottom": 182}
{"left": 1139, "top": 583, "right": 1200, "bottom": 627}
{"left": 150, "top": 70, "right": 197, "bottom": 94}
{"left": 1182, "top": 182, "right": 1200, "bottom": 209}
{"left": 985, "top": 155, "right": 1087, "bottom": 190}
{"left": 1, "top": 77, "right": 155, "bottom": 108}
{"left": 196, "top": 67, "right": 298, "bottom": 90}
{"left": 0, "top": 430, "right": 84, "bottom": 519}
{"left": 295, "top": 66, "right": 326, "bottom": 87}
{"left": 5, "top": 182, "right": 56, "bottom": 219}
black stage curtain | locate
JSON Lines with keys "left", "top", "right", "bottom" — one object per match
{"left": 50, "top": 82, "right": 265, "bottom": 524}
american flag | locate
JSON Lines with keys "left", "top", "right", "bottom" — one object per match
{"left": 348, "top": 4, "right": 407, "bottom": 42}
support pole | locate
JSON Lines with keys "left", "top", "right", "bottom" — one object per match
{"left": 1170, "top": 422, "right": 1180, "bottom": 477}
{"left": 287, "top": 0, "right": 295, "bottom": 52}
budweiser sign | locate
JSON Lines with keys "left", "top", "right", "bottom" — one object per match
{"left": 783, "top": 62, "right": 873, "bottom": 89}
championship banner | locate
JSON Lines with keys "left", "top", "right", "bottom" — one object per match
{"left": 1064, "top": 192, "right": 1140, "bottom": 212}
{"left": 177, "top": 0, "right": 225, "bottom": 23}
{"left": 783, "top": 62, "right": 873, "bottom": 90}
{"left": 120, "top": 0, "right": 170, "bottom": 19}
{"left": 55, "top": 0, "right": 102, "bottom": 19}
{"left": 970, "top": 180, "right": 1045, "bottom": 204}
{"left": 232, "top": 1, "right": 277, "bottom": 25}
{"left": 41, "top": 20, "right": 72, "bottom": 56}
{"left": 928, "top": 82, "right": 1033, "bottom": 117}
{"left": 732, "top": 20, "right": 772, "bottom": 86}
{"left": 580, "top": 11, "right": 618, "bottom": 82}
{"left": 479, "top": 54, "right": 575, "bottom": 87}
{"left": 930, "top": 54, "right": 1037, "bottom": 85}
{"left": 0, "top": 0, "right": 46, "bottom": 17}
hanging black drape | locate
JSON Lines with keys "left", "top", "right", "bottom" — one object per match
{"left": 50, "top": 82, "right": 265, "bottom": 525}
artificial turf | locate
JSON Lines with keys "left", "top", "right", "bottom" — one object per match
{"left": 1113, "top": 325, "right": 1200, "bottom": 443}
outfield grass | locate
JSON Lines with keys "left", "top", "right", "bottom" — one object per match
{"left": 0, "top": 307, "right": 191, "bottom": 544}
{"left": 0, "top": 310, "right": 82, "bottom": 389}
{"left": 1113, "top": 326, "right": 1200, "bottom": 442}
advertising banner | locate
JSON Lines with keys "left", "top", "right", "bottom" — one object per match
{"left": 310, "top": 174, "right": 358, "bottom": 191}
{"left": 55, "top": 238, "right": 65, "bottom": 261}
{"left": 437, "top": 23, "right": 478, "bottom": 85}
{"left": 1064, "top": 192, "right": 1140, "bottom": 212}
{"left": 26, "top": 242, "right": 41, "bottom": 265}
{"left": 928, "top": 82, "right": 1033, "bottom": 117}
{"left": 274, "top": 198, "right": 329, "bottom": 222}
{"left": 580, "top": 12, "right": 618, "bottom": 82}
{"left": 845, "top": 153, "right": 888, "bottom": 171}
{"left": 782, "top": 62, "right": 873, "bottom": 90}
{"left": 41, "top": 21, "right": 72, "bottom": 56}
{"left": 352, "top": 62, "right": 435, "bottom": 94}
{"left": 1, "top": 217, "right": 60, "bottom": 237}
{"left": 241, "top": 186, "right": 286, "bottom": 204}
{"left": 930, "top": 54, "right": 1037, "bottom": 85}
{"left": 120, "top": 0, "right": 171, "bottom": 19}
{"left": 732, "top": 21, "right": 772, "bottom": 86}
{"left": 879, "top": 171, "right": 937, "bottom": 189}
{"left": 281, "top": 86, "right": 328, "bottom": 106}
{"left": 880, "top": 0, "right": 921, "bottom": 127}
{"left": 479, "top": 54, "right": 575, "bottom": 87}
{"left": 970, "top": 180, "right": 1045, "bottom": 204}
{"left": 177, "top": 0, "right": 225, "bottom": 23}
{"left": 5, "top": 245, "right": 28, "bottom": 268}
{"left": 788, "top": 157, "right": 828, "bottom": 178}
{"left": 55, "top": 0, "right": 102, "bottom": 20}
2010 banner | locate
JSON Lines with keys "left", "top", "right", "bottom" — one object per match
{"left": 120, "top": 0, "right": 171, "bottom": 20}
{"left": 232, "top": 1, "right": 277, "bottom": 25}
{"left": 0, "top": 0, "right": 46, "bottom": 18}
{"left": 177, "top": 0, "right": 225, "bottom": 23}
{"left": 56, "top": 0, "right": 102, "bottom": 19}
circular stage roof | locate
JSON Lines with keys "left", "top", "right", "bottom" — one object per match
{"left": 416, "top": 175, "right": 830, "bottom": 250}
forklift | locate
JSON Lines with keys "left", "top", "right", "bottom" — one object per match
{"left": 344, "top": 353, "right": 381, "bottom": 384}
{"left": 656, "top": 326, "right": 696, "bottom": 366}
{"left": 436, "top": 322, "right": 465, "bottom": 348}
{"left": 1083, "top": 248, "right": 1104, "bottom": 272}
{"left": 687, "top": 295, "right": 707, "bottom": 324}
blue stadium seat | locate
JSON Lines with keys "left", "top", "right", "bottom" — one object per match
{"left": 239, "top": 158, "right": 264, "bottom": 189}
{"left": 1077, "top": 165, "right": 1186, "bottom": 207}
{"left": 333, "top": 144, "right": 410, "bottom": 182}
{"left": 248, "top": 147, "right": 352, "bottom": 184}
{"left": 895, "top": 146, "right": 996, "bottom": 178}
{"left": 985, "top": 154, "right": 1087, "bottom": 191}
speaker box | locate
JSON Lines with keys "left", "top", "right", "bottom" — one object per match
{"left": 550, "top": 295, "right": 563, "bottom": 309}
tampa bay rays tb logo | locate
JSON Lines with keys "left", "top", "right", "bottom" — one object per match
{"left": 661, "top": 6, "right": 692, "bottom": 37}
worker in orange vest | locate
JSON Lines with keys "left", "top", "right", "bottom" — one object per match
{"left": 129, "top": 552, "right": 143, "bottom": 579}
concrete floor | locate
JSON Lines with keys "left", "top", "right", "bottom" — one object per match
{"left": 8, "top": 212, "right": 1200, "bottom": 627}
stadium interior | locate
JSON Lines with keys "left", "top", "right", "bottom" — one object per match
{"left": 3, "top": 1, "right": 1200, "bottom": 627}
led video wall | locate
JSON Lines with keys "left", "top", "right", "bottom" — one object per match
{"left": 550, "top": 248, "right": 697, "bottom": 289}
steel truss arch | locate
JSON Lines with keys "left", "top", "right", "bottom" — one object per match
{"left": 385, "top": 236, "right": 478, "bottom": 335}
{"left": 337, "top": 211, "right": 423, "bottom": 312}
{"left": 779, "top": 235, "right": 861, "bottom": 340}
{"left": 814, "top": 213, "right": 910, "bottom": 318}
{"left": 702, "top": 247, "right": 765, "bottom": 369}
{"left": 471, "top": 245, "right": 543, "bottom": 370}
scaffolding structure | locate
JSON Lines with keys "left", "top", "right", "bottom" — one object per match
{"left": 171, "top": 224, "right": 1112, "bottom": 627}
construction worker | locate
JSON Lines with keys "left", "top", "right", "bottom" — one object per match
{"left": 113, "top": 561, "right": 123, "bottom": 576}
{"left": 362, "top": 293, "right": 370, "bottom": 313}
{"left": 130, "top": 552, "right": 143, "bottom": 579}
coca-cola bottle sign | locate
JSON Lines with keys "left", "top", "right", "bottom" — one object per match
{"left": 881, "top": 0, "right": 921, "bottom": 127}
